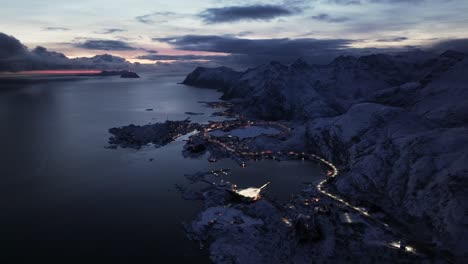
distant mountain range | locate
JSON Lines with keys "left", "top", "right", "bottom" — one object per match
{"left": 0, "top": 33, "right": 197, "bottom": 73}
{"left": 182, "top": 50, "right": 468, "bottom": 258}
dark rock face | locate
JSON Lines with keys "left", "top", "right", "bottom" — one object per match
{"left": 182, "top": 66, "right": 242, "bottom": 91}
{"left": 182, "top": 50, "right": 468, "bottom": 258}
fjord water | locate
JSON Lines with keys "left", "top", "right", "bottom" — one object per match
{"left": 0, "top": 74, "right": 322, "bottom": 262}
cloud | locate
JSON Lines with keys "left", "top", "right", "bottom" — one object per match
{"left": 154, "top": 35, "right": 353, "bottom": 57}
{"left": 0, "top": 33, "right": 27, "bottom": 59}
{"left": 370, "top": 0, "right": 424, "bottom": 3}
{"left": 75, "top": 40, "right": 138, "bottom": 51}
{"left": 3, "top": 31, "right": 462, "bottom": 73}
{"left": 237, "top": 31, "right": 254, "bottom": 37}
{"left": 325, "top": 0, "right": 424, "bottom": 4}
{"left": 326, "top": 0, "right": 362, "bottom": 4}
{"left": 0, "top": 33, "right": 164, "bottom": 72}
{"left": 136, "top": 54, "right": 224, "bottom": 61}
{"left": 311, "top": 13, "right": 351, "bottom": 23}
{"left": 199, "top": 5, "right": 299, "bottom": 23}
{"left": 135, "top": 12, "right": 176, "bottom": 24}
{"left": 74, "top": 38, "right": 157, "bottom": 53}
{"left": 0, "top": 36, "right": 73, "bottom": 71}
{"left": 376, "top": 36, "right": 408, "bottom": 42}
{"left": 43, "top": 27, "right": 70, "bottom": 31}
{"left": 96, "top": 28, "right": 126, "bottom": 34}
{"left": 153, "top": 35, "right": 359, "bottom": 66}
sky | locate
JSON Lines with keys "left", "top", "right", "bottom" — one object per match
{"left": 0, "top": 0, "right": 467, "bottom": 68}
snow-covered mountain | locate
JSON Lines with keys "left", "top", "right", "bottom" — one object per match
{"left": 182, "top": 50, "right": 468, "bottom": 257}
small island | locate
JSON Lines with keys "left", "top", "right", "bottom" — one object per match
{"left": 120, "top": 71, "right": 140, "bottom": 78}
{"left": 95, "top": 70, "right": 140, "bottom": 78}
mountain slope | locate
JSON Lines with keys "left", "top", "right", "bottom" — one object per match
{"left": 182, "top": 50, "right": 468, "bottom": 258}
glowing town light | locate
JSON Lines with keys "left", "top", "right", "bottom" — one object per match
{"left": 389, "top": 241, "right": 401, "bottom": 248}
{"left": 405, "top": 246, "right": 415, "bottom": 253}
{"left": 281, "top": 218, "right": 292, "bottom": 227}
{"left": 236, "top": 182, "right": 270, "bottom": 200}
{"left": 342, "top": 213, "right": 353, "bottom": 223}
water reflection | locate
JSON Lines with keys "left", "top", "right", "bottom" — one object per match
{"left": 0, "top": 74, "right": 322, "bottom": 261}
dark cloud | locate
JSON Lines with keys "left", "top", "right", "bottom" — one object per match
{"left": 1, "top": 47, "right": 134, "bottom": 72}
{"left": 96, "top": 28, "right": 126, "bottom": 34}
{"left": 0, "top": 33, "right": 163, "bottom": 72}
{"left": 136, "top": 54, "right": 224, "bottom": 61}
{"left": 311, "top": 13, "right": 351, "bottom": 23}
{"left": 326, "top": 0, "right": 362, "bottom": 5}
{"left": 135, "top": 12, "right": 176, "bottom": 24}
{"left": 0, "top": 36, "right": 73, "bottom": 71}
{"left": 0, "top": 33, "right": 27, "bottom": 59}
{"left": 430, "top": 38, "right": 468, "bottom": 53}
{"left": 153, "top": 35, "right": 359, "bottom": 66}
{"left": 199, "top": 5, "right": 299, "bottom": 23}
{"left": 154, "top": 35, "right": 353, "bottom": 57}
{"left": 376, "top": 36, "right": 408, "bottom": 42}
{"left": 403, "top": 45, "right": 421, "bottom": 49}
{"left": 3, "top": 32, "right": 460, "bottom": 74}
{"left": 43, "top": 27, "right": 70, "bottom": 31}
{"left": 74, "top": 38, "right": 157, "bottom": 53}
{"left": 153, "top": 34, "right": 435, "bottom": 67}
{"left": 237, "top": 31, "right": 254, "bottom": 37}
{"left": 75, "top": 40, "right": 138, "bottom": 51}
{"left": 326, "top": 0, "right": 424, "bottom": 4}
{"left": 370, "top": 0, "right": 424, "bottom": 2}
{"left": 31, "top": 46, "right": 66, "bottom": 57}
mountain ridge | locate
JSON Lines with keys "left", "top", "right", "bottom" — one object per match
{"left": 182, "top": 50, "right": 468, "bottom": 258}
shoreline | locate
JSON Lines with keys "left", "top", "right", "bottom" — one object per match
{"left": 107, "top": 102, "right": 438, "bottom": 262}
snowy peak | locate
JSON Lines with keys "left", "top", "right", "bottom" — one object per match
{"left": 183, "top": 50, "right": 465, "bottom": 120}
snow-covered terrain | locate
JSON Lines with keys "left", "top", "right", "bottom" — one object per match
{"left": 182, "top": 50, "right": 468, "bottom": 258}
{"left": 209, "top": 126, "right": 281, "bottom": 139}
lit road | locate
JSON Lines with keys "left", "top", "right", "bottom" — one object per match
{"left": 196, "top": 120, "right": 421, "bottom": 256}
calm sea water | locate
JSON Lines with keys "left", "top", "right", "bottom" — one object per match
{"left": 0, "top": 74, "right": 322, "bottom": 262}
